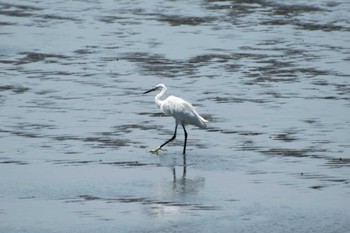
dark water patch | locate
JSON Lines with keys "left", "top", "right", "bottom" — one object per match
{"left": 0, "top": 85, "right": 30, "bottom": 94}
{"left": 246, "top": 170, "right": 268, "bottom": 175}
{"left": 188, "top": 54, "right": 231, "bottom": 64}
{"left": 114, "top": 124, "right": 159, "bottom": 134}
{"left": 206, "top": 127, "right": 236, "bottom": 134}
{"left": 52, "top": 160, "right": 97, "bottom": 165}
{"left": 261, "top": 91, "right": 290, "bottom": 99}
{"left": 121, "top": 53, "right": 235, "bottom": 78}
{"left": 73, "top": 195, "right": 220, "bottom": 212}
{"left": 73, "top": 45, "right": 101, "bottom": 57}
{"left": 0, "top": 21, "right": 14, "bottom": 26}
{"left": 239, "top": 140, "right": 261, "bottom": 151}
{"left": 325, "top": 158, "right": 350, "bottom": 168}
{"left": 14, "top": 123, "right": 56, "bottom": 131}
{"left": 291, "top": 67, "right": 331, "bottom": 77}
{"left": 192, "top": 141, "right": 208, "bottom": 149}
{"left": 116, "top": 196, "right": 150, "bottom": 204}
{"left": 0, "top": 2, "right": 41, "bottom": 18}
{"left": 309, "top": 185, "right": 324, "bottom": 190}
{"left": 260, "top": 147, "right": 327, "bottom": 158}
{"left": 137, "top": 198, "right": 220, "bottom": 212}
{"left": 225, "top": 63, "right": 243, "bottom": 72}
{"left": 53, "top": 135, "right": 129, "bottom": 149}
{"left": 98, "top": 124, "right": 165, "bottom": 143}
{"left": 120, "top": 52, "right": 190, "bottom": 77}
{"left": 204, "top": 1, "right": 230, "bottom": 11}
{"left": 303, "top": 95, "right": 350, "bottom": 101}
{"left": 139, "top": 111, "right": 169, "bottom": 118}
{"left": 25, "top": 99, "right": 64, "bottom": 111}
{"left": 206, "top": 126, "right": 240, "bottom": 135}
{"left": 210, "top": 1, "right": 347, "bottom": 32}
{"left": 262, "top": 19, "right": 348, "bottom": 32}
{"left": 50, "top": 159, "right": 158, "bottom": 167}
{"left": 272, "top": 134, "right": 296, "bottom": 142}
{"left": 74, "top": 48, "right": 96, "bottom": 55}
{"left": 248, "top": 65, "right": 331, "bottom": 83}
{"left": 76, "top": 195, "right": 105, "bottom": 202}
{"left": 103, "top": 46, "right": 120, "bottom": 51}
{"left": 261, "top": 19, "right": 290, "bottom": 27}
{"left": 0, "top": 3, "right": 42, "bottom": 12}
{"left": 18, "top": 196, "right": 36, "bottom": 199}
{"left": 226, "top": 0, "right": 266, "bottom": 18}
{"left": 272, "top": 131, "right": 299, "bottom": 142}
{"left": 0, "top": 129, "right": 41, "bottom": 139}
{"left": 100, "top": 56, "right": 121, "bottom": 63}
{"left": 298, "top": 172, "right": 348, "bottom": 188}
{"left": 325, "top": 1, "right": 341, "bottom": 7}
{"left": 312, "top": 79, "right": 329, "bottom": 86}
{"left": 0, "top": 3, "right": 79, "bottom": 23}
{"left": 39, "top": 14, "right": 79, "bottom": 22}
{"left": 98, "top": 15, "right": 126, "bottom": 24}
{"left": 208, "top": 0, "right": 324, "bottom": 19}
{"left": 232, "top": 52, "right": 269, "bottom": 61}
{"left": 190, "top": 205, "right": 221, "bottom": 211}
{"left": 0, "top": 59, "right": 16, "bottom": 64}
{"left": 72, "top": 195, "right": 149, "bottom": 204}
{"left": 158, "top": 15, "right": 215, "bottom": 26}
{"left": 252, "top": 75, "right": 297, "bottom": 84}
{"left": 238, "top": 131, "right": 264, "bottom": 136}
{"left": 272, "top": 3, "right": 324, "bottom": 16}
{"left": 211, "top": 96, "right": 268, "bottom": 104}
{"left": 47, "top": 95, "right": 84, "bottom": 101}
{"left": 252, "top": 59, "right": 295, "bottom": 71}
{"left": 122, "top": 52, "right": 279, "bottom": 78}
{"left": 34, "top": 89, "right": 58, "bottom": 95}
{"left": 225, "top": 199, "right": 240, "bottom": 202}
{"left": 64, "top": 151, "right": 80, "bottom": 155}
{"left": 221, "top": 0, "right": 324, "bottom": 15}
{"left": 295, "top": 22, "right": 348, "bottom": 32}
{"left": 16, "top": 52, "right": 70, "bottom": 65}
{"left": 335, "top": 83, "right": 350, "bottom": 96}
{"left": 206, "top": 127, "right": 263, "bottom": 137}
{"left": 313, "top": 96, "right": 338, "bottom": 100}
{"left": 101, "top": 161, "right": 159, "bottom": 167}
{"left": 0, "top": 160, "right": 29, "bottom": 165}
{"left": 302, "top": 118, "right": 320, "bottom": 125}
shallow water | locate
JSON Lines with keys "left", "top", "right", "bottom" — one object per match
{"left": 1, "top": 0, "right": 350, "bottom": 232}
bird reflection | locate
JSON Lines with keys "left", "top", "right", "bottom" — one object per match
{"left": 172, "top": 154, "right": 186, "bottom": 183}
{"left": 143, "top": 154, "right": 205, "bottom": 218}
{"left": 171, "top": 154, "right": 204, "bottom": 195}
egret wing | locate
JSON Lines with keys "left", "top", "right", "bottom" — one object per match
{"left": 161, "top": 96, "right": 207, "bottom": 128}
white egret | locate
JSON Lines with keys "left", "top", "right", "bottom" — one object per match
{"left": 143, "top": 84, "right": 208, "bottom": 155}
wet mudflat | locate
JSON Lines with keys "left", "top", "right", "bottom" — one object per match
{"left": 1, "top": 0, "right": 350, "bottom": 232}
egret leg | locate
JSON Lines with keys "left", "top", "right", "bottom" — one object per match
{"left": 182, "top": 124, "right": 187, "bottom": 155}
{"left": 183, "top": 154, "right": 187, "bottom": 177}
{"left": 148, "top": 122, "right": 178, "bottom": 154}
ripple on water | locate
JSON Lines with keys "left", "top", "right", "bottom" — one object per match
{"left": 0, "top": 85, "right": 30, "bottom": 94}
{"left": 67, "top": 194, "right": 221, "bottom": 213}
{"left": 15, "top": 52, "right": 71, "bottom": 65}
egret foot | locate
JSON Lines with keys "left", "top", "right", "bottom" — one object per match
{"left": 147, "top": 146, "right": 162, "bottom": 154}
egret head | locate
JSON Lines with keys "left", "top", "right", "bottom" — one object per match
{"left": 143, "top": 83, "right": 166, "bottom": 94}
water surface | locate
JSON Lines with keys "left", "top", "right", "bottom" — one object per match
{"left": 1, "top": 0, "right": 350, "bottom": 232}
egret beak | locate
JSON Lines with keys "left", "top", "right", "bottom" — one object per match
{"left": 143, "top": 87, "right": 157, "bottom": 94}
